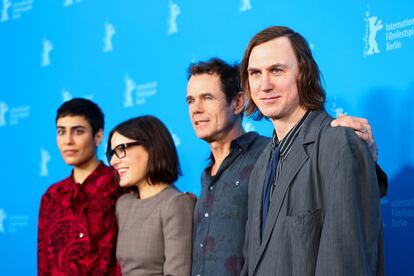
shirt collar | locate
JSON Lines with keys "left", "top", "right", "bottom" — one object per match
{"left": 272, "top": 110, "right": 311, "bottom": 156}
{"left": 230, "top": 131, "right": 260, "bottom": 151}
{"left": 70, "top": 161, "right": 106, "bottom": 185}
{"left": 207, "top": 131, "right": 260, "bottom": 162}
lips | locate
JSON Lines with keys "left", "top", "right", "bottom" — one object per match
{"left": 116, "top": 168, "right": 128, "bottom": 178}
{"left": 261, "top": 96, "right": 280, "bottom": 104}
{"left": 193, "top": 119, "right": 209, "bottom": 126}
{"left": 63, "top": 150, "right": 78, "bottom": 156}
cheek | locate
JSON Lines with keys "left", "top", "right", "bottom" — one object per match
{"left": 250, "top": 88, "right": 260, "bottom": 102}
{"left": 283, "top": 77, "right": 298, "bottom": 92}
{"left": 80, "top": 138, "right": 96, "bottom": 154}
{"left": 249, "top": 80, "right": 259, "bottom": 94}
{"left": 56, "top": 138, "right": 62, "bottom": 149}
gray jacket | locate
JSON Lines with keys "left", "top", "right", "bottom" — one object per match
{"left": 242, "top": 110, "right": 384, "bottom": 276}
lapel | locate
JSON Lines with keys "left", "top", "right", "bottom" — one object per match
{"left": 252, "top": 110, "right": 330, "bottom": 272}
{"left": 251, "top": 142, "right": 272, "bottom": 253}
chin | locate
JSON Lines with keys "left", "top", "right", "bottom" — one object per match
{"left": 261, "top": 110, "right": 282, "bottom": 120}
{"left": 196, "top": 132, "right": 211, "bottom": 140}
{"left": 119, "top": 180, "right": 131, "bottom": 187}
{"left": 63, "top": 159, "right": 81, "bottom": 166}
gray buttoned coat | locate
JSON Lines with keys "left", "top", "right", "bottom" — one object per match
{"left": 242, "top": 110, "right": 384, "bottom": 276}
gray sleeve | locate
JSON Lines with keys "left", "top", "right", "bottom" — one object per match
{"left": 162, "top": 193, "right": 195, "bottom": 276}
{"left": 315, "top": 133, "right": 383, "bottom": 275}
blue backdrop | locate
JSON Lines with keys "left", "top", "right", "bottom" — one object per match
{"left": 1, "top": 0, "right": 413, "bottom": 275}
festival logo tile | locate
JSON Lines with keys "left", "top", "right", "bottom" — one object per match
{"left": 40, "top": 147, "right": 51, "bottom": 177}
{"left": 240, "top": 0, "right": 251, "bottom": 12}
{"left": 123, "top": 75, "right": 158, "bottom": 107}
{"left": 1, "top": 0, "right": 33, "bottom": 22}
{"left": 0, "top": 101, "right": 30, "bottom": 127}
{"left": 103, "top": 22, "right": 116, "bottom": 53}
{"left": 41, "top": 38, "right": 53, "bottom": 67}
{"left": 167, "top": 1, "right": 180, "bottom": 35}
{"left": 364, "top": 7, "right": 414, "bottom": 56}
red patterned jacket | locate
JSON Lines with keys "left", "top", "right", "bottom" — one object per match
{"left": 38, "top": 163, "right": 122, "bottom": 275}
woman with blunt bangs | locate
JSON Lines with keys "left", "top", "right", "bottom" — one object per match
{"left": 107, "top": 115, "right": 194, "bottom": 276}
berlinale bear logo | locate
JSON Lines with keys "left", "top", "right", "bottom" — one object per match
{"left": 167, "top": 1, "right": 180, "bottom": 35}
{"left": 0, "top": 209, "right": 6, "bottom": 233}
{"left": 103, "top": 22, "right": 116, "bottom": 53}
{"left": 0, "top": 101, "right": 8, "bottom": 127}
{"left": 41, "top": 39, "right": 53, "bottom": 67}
{"left": 124, "top": 75, "right": 136, "bottom": 108}
{"left": 1, "top": 0, "right": 12, "bottom": 22}
{"left": 240, "top": 0, "right": 252, "bottom": 12}
{"left": 363, "top": 10, "right": 383, "bottom": 56}
{"left": 40, "top": 148, "right": 51, "bottom": 177}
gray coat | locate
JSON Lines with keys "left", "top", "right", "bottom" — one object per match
{"left": 116, "top": 186, "right": 194, "bottom": 276}
{"left": 242, "top": 110, "right": 384, "bottom": 276}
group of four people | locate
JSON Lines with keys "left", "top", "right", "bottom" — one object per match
{"left": 38, "top": 26, "right": 386, "bottom": 276}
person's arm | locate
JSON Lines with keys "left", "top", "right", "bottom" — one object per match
{"left": 240, "top": 165, "right": 257, "bottom": 276}
{"left": 162, "top": 193, "right": 195, "bottom": 276}
{"left": 240, "top": 215, "right": 249, "bottom": 276}
{"left": 37, "top": 195, "right": 49, "bottom": 275}
{"left": 315, "top": 130, "right": 383, "bottom": 275}
{"left": 331, "top": 114, "right": 388, "bottom": 197}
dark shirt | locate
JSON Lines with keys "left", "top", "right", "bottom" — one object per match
{"left": 192, "top": 132, "right": 269, "bottom": 276}
{"left": 270, "top": 110, "right": 311, "bottom": 194}
{"left": 261, "top": 111, "right": 310, "bottom": 237}
{"left": 38, "top": 163, "right": 122, "bottom": 276}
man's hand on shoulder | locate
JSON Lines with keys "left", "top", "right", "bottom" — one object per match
{"left": 331, "top": 114, "right": 377, "bottom": 162}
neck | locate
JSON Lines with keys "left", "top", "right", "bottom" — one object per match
{"left": 137, "top": 181, "right": 169, "bottom": 199}
{"left": 73, "top": 157, "right": 100, "bottom": 184}
{"left": 271, "top": 107, "right": 307, "bottom": 141}
{"left": 209, "top": 123, "right": 245, "bottom": 176}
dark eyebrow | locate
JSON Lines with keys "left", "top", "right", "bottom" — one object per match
{"left": 56, "top": 125, "right": 87, "bottom": 129}
{"left": 269, "top": 63, "right": 287, "bottom": 69}
{"left": 248, "top": 63, "right": 287, "bottom": 72}
{"left": 247, "top": 67, "right": 259, "bottom": 72}
{"left": 186, "top": 92, "right": 214, "bottom": 101}
{"left": 200, "top": 92, "right": 214, "bottom": 98}
{"left": 72, "top": 125, "right": 86, "bottom": 129}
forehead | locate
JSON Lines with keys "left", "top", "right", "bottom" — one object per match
{"left": 110, "top": 131, "right": 135, "bottom": 146}
{"left": 248, "top": 36, "right": 297, "bottom": 67}
{"left": 56, "top": 115, "right": 91, "bottom": 128}
{"left": 186, "top": 73, "right": 225, "bottom": 98}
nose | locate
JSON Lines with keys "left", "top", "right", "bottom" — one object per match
{"left": 190, "top": 98, "right": 204, "bottom": 114}
{"left": 260, "top": 73, "right": 274, "bottom": 92}
{"left": 63, "top": 133, "right": 74, "bottom": 145}
{"left": 110, "top": 153, "right": 120, "bottom": 167}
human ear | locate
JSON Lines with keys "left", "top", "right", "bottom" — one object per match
{"left": 233, "top": 91, "right": 246, "bottom": 115}
{"left": 94, "top": 129, "right": 104, "bottom": 147}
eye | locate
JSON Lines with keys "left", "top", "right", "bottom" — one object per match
{"left": 186, "top": 98, "right": 194, "bottom": 105}
{"left": 271, "top": 67, "right": 283, "bottom": 74}
{"left": 114, "top": 144, "right": 126, "bottom": 156}
{"left": 57, "top": 129, "right": 65, "bottom": 136}
{"left": 249, "top": 70, "right": 260, "bottom": 77}
{"left": 73, "top": 128, "right": 85, "bottom": 135}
